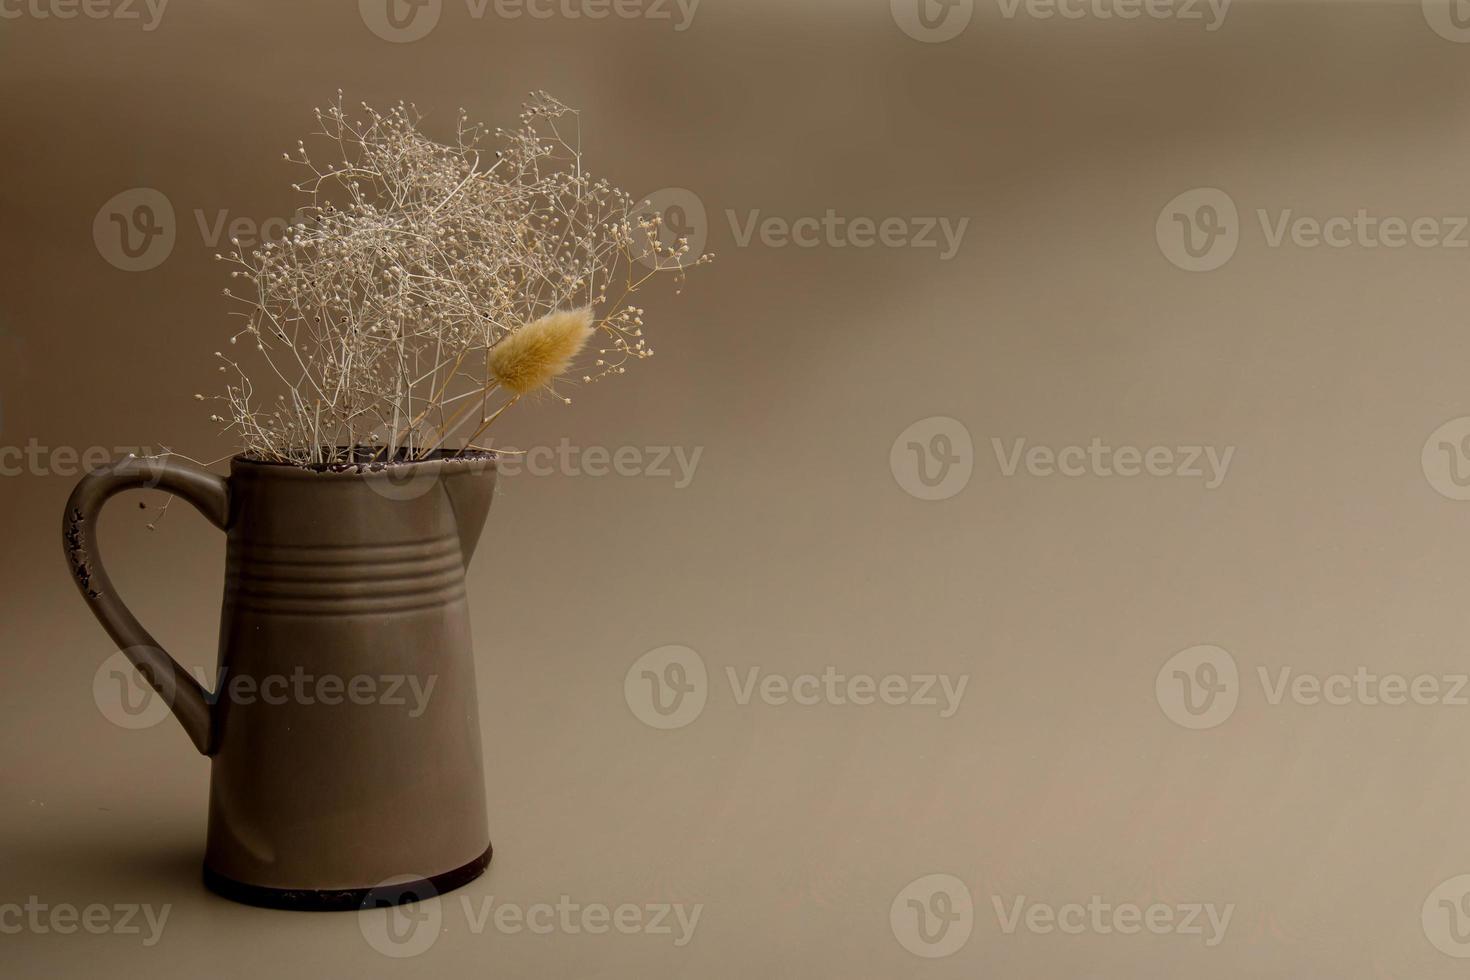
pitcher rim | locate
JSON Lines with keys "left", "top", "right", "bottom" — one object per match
{"left": 230, "top": 447, "right": 499, "bottom": 480}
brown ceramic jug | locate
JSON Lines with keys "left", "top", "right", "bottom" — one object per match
{"left": 62, "top": 451, "right": 498, "bottom": 910}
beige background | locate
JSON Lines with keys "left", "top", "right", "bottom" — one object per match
{"left": 7, "top": 0, "right": 1470, "bottom": 976}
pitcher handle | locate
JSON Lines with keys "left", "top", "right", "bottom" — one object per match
{"left": 63, "top": 455, "right": 229, "bottom": 755}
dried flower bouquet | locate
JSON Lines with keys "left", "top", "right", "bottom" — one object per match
{"left": 207, "top": 92, "right": 710, "bottom": 467}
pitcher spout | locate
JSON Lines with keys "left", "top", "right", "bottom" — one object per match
{"left": 441, "top": 451, "right": 498, "bottom": 567}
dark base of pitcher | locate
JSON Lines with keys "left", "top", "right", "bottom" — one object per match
{"left": 202, "top": 842, "right": 493, "bottom": 912}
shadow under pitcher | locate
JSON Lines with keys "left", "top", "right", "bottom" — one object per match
{"left": 62, "top": 451, "right": 499, "bottom": 911}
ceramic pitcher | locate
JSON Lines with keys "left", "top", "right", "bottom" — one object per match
{"left": 62, "top": 451, "right": 498, "bottom": 910}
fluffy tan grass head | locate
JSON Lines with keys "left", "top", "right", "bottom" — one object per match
{"left": 489, "top": 308, "right": 595, "bottom": 396}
